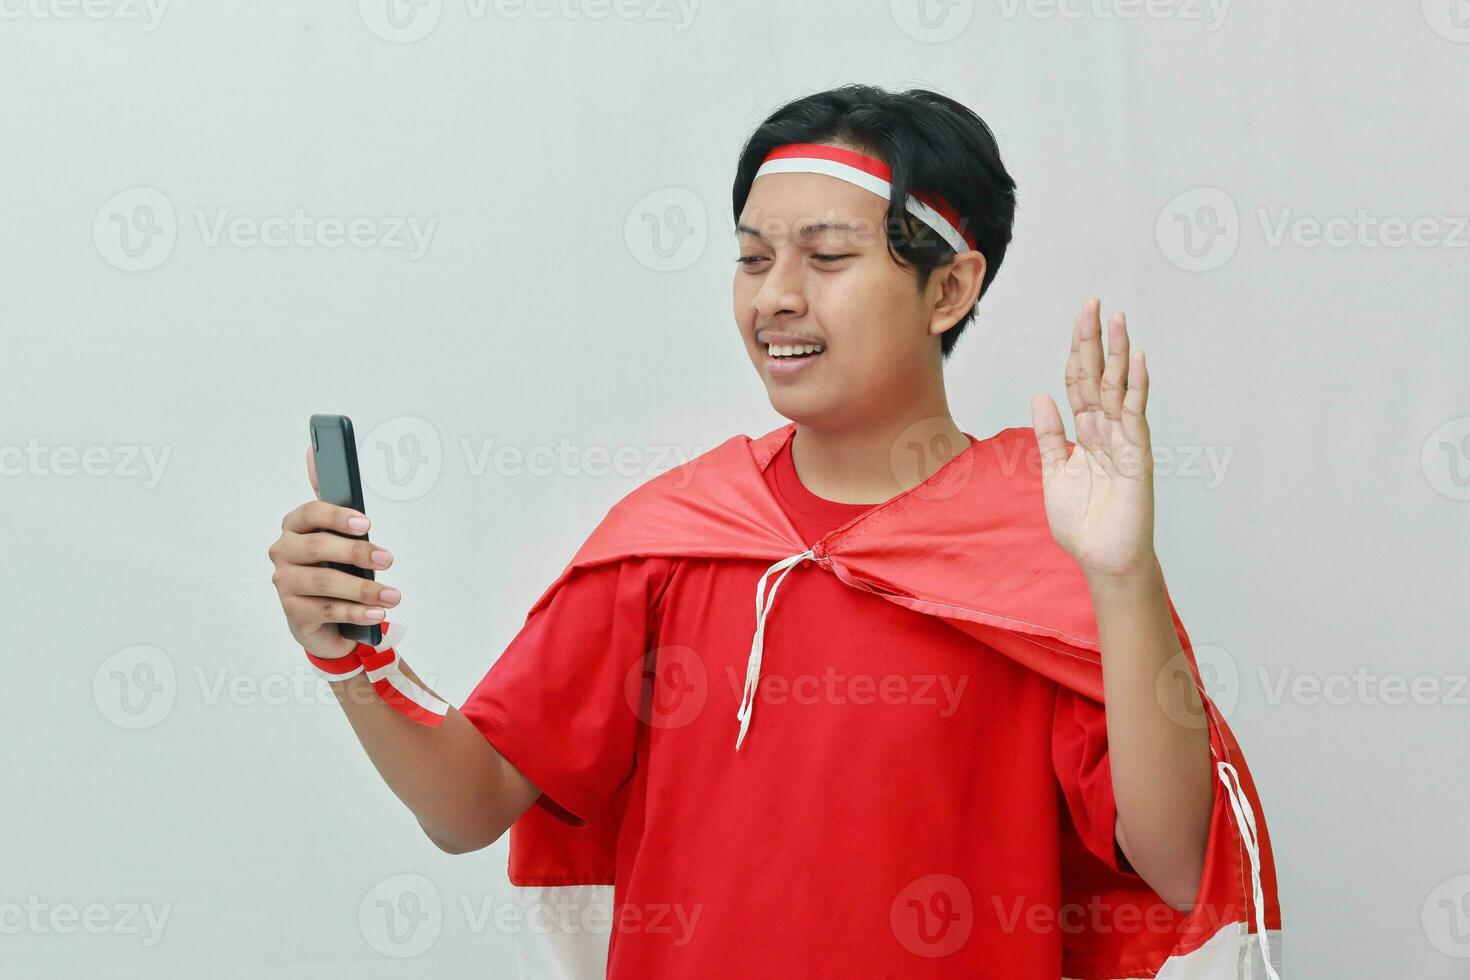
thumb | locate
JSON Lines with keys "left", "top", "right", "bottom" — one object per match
{"left": 306, "top": 444, "right": 320, "bottom": 497}
{"left": 1030, "top": 393, "right": 1070, "bottom": 472}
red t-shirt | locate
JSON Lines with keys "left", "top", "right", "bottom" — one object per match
{"left": 460, "top": 434, "right": 1135, "bottom": 977}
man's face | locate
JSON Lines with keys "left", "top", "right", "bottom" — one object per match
{"left": 733, "top": 169, "right": 944, "bottom": 428}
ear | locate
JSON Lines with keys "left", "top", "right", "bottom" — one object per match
{"left": 928, "top": 251, "right": 988, "bottom": 339}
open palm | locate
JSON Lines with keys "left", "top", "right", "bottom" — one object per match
{"left": 1030, "top": 298, "right": 1156, "bottom": 579}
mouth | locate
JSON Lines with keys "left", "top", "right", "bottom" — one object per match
{"left": 763, "top": 341, "right": 825, "bottom": 377}
{"left": 766, "top": 341, "right": 825, "bottom": 359}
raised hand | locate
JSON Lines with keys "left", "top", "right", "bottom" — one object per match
{"left": 1029, "top": 298, "right": 1156, "bottom": 580}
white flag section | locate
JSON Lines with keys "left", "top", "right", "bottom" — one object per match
{"left": 1059, "top": 923, "right": 1283, "bottom": 979}
{"left": 505, "top": 888, "right": 1280, "bottom": 980}
{"left": 509, "top": 884, "right": 614, "bottom": 980}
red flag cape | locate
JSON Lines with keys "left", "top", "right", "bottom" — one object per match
{"left": 501, "top": 422, "right": 1282, "bottom": 979}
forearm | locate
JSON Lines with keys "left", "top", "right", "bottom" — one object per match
{"left": 327, "top": 661, "right": 536, "bottom": 854}
{"left": 1089, "top": 560, "right": 1213, "bottom": 911}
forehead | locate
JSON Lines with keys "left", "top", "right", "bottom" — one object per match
{"left": 737, "top": 170, "right": 889, "bottom": 245}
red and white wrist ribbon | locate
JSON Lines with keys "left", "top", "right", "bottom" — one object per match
{"left": 303, "top": 621, "right": 449, "bottom": 728}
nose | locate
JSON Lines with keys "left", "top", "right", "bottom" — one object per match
{"left": 750, "top": 252, "right": 808, "bottom": 320}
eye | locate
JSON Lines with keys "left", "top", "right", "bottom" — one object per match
{"left": 736, "top": 253, "right": 852, "bottom": 266}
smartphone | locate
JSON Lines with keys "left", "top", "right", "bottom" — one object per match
{"left": 308, "top": 414, "right": 381, "bottom": 646}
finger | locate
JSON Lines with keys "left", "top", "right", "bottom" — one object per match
{"left": 1063, "top": 305, "right": 1086, "bottom": 418}
{"left": 276, "top": 529, "right": 391, "bottom": 571}
{"left": 1121, "top": 349, "right": 1150, "bottom": 445}
{"left": 1100, "top": 310, "right": 1130, "bottom": 433}
{"left": 276, "top": 562, "right": 401, "bottom": 608}
{"left": 306, "top": 445, "right": 320, "bottom": 495}
{"left": 1074, "top": 299, "right": 1105, "bottom": 449}
{"left": 281, "top": 499, "right": 370, "bottom": 536}
{"left": 282, "top": 592, "right": 389, "bottom": 629}
{"left": 1030, "top": 393, "right": 1070, "bottom": 472}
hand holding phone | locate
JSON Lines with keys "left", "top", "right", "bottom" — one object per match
{"left": 267, "top": 415, "right": 401, "bottom": 659}
{"left": 305, "top": 414, "right": 383, "bottom": 646}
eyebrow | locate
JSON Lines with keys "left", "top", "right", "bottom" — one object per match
{"left": 735, "top": 220, "right": 859, "bottom": 241}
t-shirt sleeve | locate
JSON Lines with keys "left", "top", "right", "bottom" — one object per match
{"left": 1051, "top": 685, "right": 1138, "bottom": 876}
{"left": 458, "top": 556, "right": 672, "bottom": 827}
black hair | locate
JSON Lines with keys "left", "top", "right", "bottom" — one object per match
{"left": 731, "top": 84, "right": 1017, "bottom": 359}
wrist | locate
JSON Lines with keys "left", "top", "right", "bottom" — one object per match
{"left": 304, "top": 642, "right": 366, "bottom": 681}
{"left": 302, "top": 627, "right": 360, "bottom": 660}
{"left": 298, "top": 622, "right": 450, "bottom": 728}
{"left": 1083, "top": 555, "right": 1163, "bottom": 596}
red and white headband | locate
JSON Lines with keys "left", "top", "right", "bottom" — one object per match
{"left": 753, "top": 142, "right": 977, "bottom": 256}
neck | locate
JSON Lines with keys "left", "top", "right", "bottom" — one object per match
{"left": 789, "top": 402, "right": 969, "bottom": 505}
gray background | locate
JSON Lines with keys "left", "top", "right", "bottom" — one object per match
{"left": 3, "top": 0, "right": 1468, "bottom": 976}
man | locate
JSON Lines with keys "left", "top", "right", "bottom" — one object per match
{"left": 270, "top": 84, "right": 1281, "bottom": 978}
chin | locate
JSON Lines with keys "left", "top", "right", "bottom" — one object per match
{"left": 764, "top": 387, "right": 835, "bottom": 428}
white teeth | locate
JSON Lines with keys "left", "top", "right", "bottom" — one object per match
{"left": 767, "top": 343, "right": 824, "bottom": 358}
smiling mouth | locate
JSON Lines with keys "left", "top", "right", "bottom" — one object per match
{"left": 765, "top": 342, "right": 825, "bottom": 360}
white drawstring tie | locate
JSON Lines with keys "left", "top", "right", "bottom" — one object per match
{"left": 731, "top": 551, "right": 1277, "bottom": 973}
{"left": 735, "top": 548, "right": 815, "bottom": 751}
{"left": 1216, "top": 760, "right": 1280, "bottom": 979}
